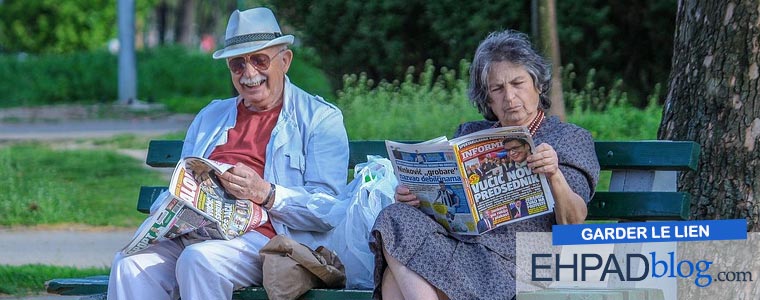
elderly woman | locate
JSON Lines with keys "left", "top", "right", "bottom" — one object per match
{"left": 369, "top": 30, "right": 600, "bottom": 300}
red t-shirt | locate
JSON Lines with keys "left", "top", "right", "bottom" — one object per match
{"left": 208, "top": 101, "right": 281, "bottom": 238}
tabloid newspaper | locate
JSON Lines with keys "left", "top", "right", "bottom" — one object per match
{"left": 385, "top": 126, "right": 555, "bottom": 235}
{"left": 121, "top": 157, "right": 268, "bottom": 255}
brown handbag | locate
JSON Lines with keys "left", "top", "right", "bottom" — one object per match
{"left": 259, "top": 235, "right": 346, "bottom": 300}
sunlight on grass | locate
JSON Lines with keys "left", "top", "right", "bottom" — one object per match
{"left": 0, "top": 264, "right": 108, "bottom": 295}
{"left": 0, "top": 143, "right": 166, "bottom": 227}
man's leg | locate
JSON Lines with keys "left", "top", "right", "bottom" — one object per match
{"left": 107, "top": 239, "right": 184, "bottom": 300}
{"left": 175, "top": 231, "right": 269, "bottom": 300}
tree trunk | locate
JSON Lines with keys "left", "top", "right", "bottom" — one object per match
{"left": 156, "top": 0, "right": 168, "bottom": 45}
{"left": 538, "top": 0, "right": 565, "bottom": 121}
{"left": 175, "top": 0, "right": 196, "bottom": 47}
{"left": 659, "top": 0, "right": 760, "bottom": 230}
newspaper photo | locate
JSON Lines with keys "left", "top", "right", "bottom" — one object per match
{"left": 121, "top": 157, "right": 269, "bottom": 255}
{"left": 385, "top": 126, "right": 555, "bottom": 235}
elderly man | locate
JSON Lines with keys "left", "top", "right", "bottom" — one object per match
{"left": 107, "top": 7, "right": 349, "bottom": 300}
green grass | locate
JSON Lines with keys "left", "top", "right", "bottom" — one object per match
{"left": 0, "top": 143, "right": 166, "bottom": 227}
{"left": 0, "top": 265, "right": 108, "bottom": 295}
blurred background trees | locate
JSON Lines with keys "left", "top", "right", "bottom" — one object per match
{"left": 0, "top": 0, "right": 676, "bottom": 109}
{"left": 274, "top": 0, "right": 676, "bottom": 108}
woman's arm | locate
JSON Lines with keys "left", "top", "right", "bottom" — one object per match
{"left": 528, "top": 143, "right": 588, "bottom": 224}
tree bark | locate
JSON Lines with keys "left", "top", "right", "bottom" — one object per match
{"left": 538, "top": 0, "right": 565, "bottom": 121}
{"left": 659, "top": 0, "right": 760, "bottom": 230}
{"left": 156, "top": 0, "right": 168, "bottom": 45}
{"left": 174, "top": 0, "right": 196, "bottom": 47}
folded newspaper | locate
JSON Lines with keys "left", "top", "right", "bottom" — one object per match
{"left": 122, "top": 157, "right": 269, "bottom": 255}
{"left": 385, "top": 126, "right": 555, "bottom": 235}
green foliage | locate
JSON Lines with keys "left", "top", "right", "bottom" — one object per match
{"left": 0, "top": 51, "right": 117, "bottom": 106}
{"left": 336, "top": 60, "right": 481, "bottom": 140}
{"left": 137, "top": 46, "right": 231, "bottom": 101}
{"left": 0, "top": 0, "right": 156, "bottom": 54}
{"left": 563, "top": 64, "right": 664, "bottom": 140}
{"left": 275, "top": 0, "right": 527, "bottom": 89}
{"left": 569, "top": 92, "right": 663, "bottom": 141}
{"left": 288, "top": 47, "right": 337, "bottom": 101}
{"left": 0, "top": 46, "right": 335, "bottom": 108}
{"left": 0, "top": 143, "right": 164, "bottom": 227}
{"left": 562, "top": 64, "right": 630, "bottom": 112}
{"left": 557, "top": 0, "right": 676, "bottom": 106}
{"left": 336, "top": 60, "right": 662, "bottom": 142}
{"left": 0, "top": 264, "right": 108, "bottom": 295}
{"left": 275, "top": 0, "right": 676, "bottom": 108}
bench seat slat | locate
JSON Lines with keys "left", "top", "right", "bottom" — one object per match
{"left": 588, "top": 192, "right": 690, "bottom": 221}
{"left": 46, "top": 276, "right": 108, "bottom": 295}
{"left": 45, "top": 277, "right": 372, "bottom": 299}
{"left": 235, "top": 287, "right": 372, "bottom": 300}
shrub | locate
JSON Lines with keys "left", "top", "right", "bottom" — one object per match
{"left": 0, "top": 46, "right": 334, "bottom": 108}
{"left": 336, "top": 60, "right": 662, "bottom": 142}
{"left": 0, "top": 0, "right": 155, "bottom": 54}
{"left": 336, "top": 60, "right": 481, "bottom": 140}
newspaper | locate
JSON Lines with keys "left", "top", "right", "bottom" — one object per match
{"left": 121, "top": 157, "right": 269, "bottom": 255}
{"left": 385, "top": 126, "right": 555, "bottom": 235}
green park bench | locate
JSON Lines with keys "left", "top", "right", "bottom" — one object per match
{"left": 46, "top": 140, "right": 700, "bottom": 300}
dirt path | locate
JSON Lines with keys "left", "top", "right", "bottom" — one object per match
{"left": 0, "top": 104, "right": 194, "bottom": 141}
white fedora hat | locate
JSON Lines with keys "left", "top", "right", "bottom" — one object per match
{"left": 212, "top": 7, "right": 294, "bottom": 59}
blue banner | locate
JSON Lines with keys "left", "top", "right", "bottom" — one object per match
{"left": 552, "top": 219, "right": 747, "bottom": 245}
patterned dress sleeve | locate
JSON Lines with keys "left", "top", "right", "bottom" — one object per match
{"left": 552, "top": 125, "right": 600, "bottom": 203}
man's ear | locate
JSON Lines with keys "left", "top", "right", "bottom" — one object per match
{"left": 280, "top": 49, "right": 293, "bottom": 73}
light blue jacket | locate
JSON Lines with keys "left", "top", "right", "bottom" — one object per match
{"left": 179, "top": 77, "right": 349, "bottom": 248}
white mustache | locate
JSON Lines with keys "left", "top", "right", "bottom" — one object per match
{"left": 240, "top": 75, "right": 266, "bottom": 86}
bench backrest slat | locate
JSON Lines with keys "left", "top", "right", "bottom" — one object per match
{"left": 140, "top": 140, "right": 699, "bottom": 221}
{"left": 594, "top": 141, "right": 699, "bottom": 171}
{"left": 148, "top": 140, "right": 700, "bottom": 171}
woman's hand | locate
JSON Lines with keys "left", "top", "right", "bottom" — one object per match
{"left": 527, "top": 143, "right": 560, "bottom": 178}
{"left": 217, "top": 162, "right": 270, "bottom": 205}
{"left": 527, "top": 143, "right": 588, "bottom": 224}
{"left": 395, "top": 184, "right": 420, "bottom": 207}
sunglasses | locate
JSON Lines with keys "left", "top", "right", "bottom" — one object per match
{"left": 227, "top": 49, "right": 287, "bottom": 74}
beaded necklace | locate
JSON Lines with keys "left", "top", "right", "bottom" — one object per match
{"left": 493, "top": 110, "right": 545, "bottom": 136}
{"left": 527, "top": 110, "right": 545, "bottom": 136}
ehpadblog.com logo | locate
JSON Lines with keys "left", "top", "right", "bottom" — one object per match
{"left": 530, "top": 251, "right": 754, "bottom": 287}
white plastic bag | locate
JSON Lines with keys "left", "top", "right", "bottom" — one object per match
{"left": 330, "top": 155, "right": 397, "bottom": 289}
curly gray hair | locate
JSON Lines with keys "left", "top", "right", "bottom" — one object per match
{"left": 467, "top": 30, "right": 552, "bottom": 121}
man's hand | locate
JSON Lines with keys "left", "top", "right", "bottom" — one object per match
{"left": 217, "top": 162, "right": 270, "bottom": 205}
{"left": 395, "top": 184, "right": 420, "bottom": 207}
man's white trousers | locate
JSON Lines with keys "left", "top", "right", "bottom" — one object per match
{"left": 107, "top": 231, "right": 269, "bottom": 300}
